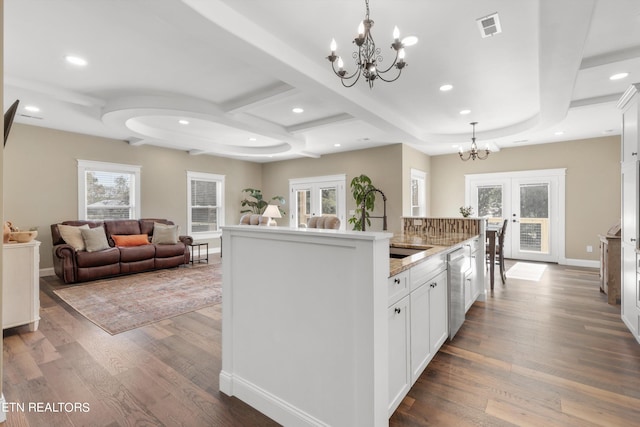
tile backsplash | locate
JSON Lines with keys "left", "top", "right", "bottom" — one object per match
{"left": 402, "top": 217, "right": 481, "bottom": 236}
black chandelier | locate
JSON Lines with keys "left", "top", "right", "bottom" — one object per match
{"left": 459, "top": 122, "right": 490, "bottom": 161}
{"left": 326, "top": 0, "right": 417, "bottom": 89}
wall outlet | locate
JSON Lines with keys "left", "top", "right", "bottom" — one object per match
{"left": 586, "top": 245, "right": 593, "bottom": 253}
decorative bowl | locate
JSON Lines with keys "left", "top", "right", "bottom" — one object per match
{"left": 10, "top": 230, "right": 38, "bottom": 243}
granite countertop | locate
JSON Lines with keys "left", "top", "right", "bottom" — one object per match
{"left": 389, "top": 232, "right": 480, "bottom": 276}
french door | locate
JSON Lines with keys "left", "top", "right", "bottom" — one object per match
{"left": 289, "top": 174, "right": 346, "bottom": 230}
{"left": 466, "top": 169, "right": 565, "bottom": 263}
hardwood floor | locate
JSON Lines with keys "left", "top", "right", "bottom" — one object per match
{"left": 3, "top": 257, "right": 640, "bottom": 426}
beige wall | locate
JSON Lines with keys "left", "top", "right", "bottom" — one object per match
{"left": 262, "top": 144, "right": 404, "bottom": 232}
{"left": 401, "top": 144, "right": 431, "bottom": 216}
{"left": 4, "top": 124, "right": 262, "bottom": 269}
{"left": 430, "top": 136, "right": 621, "bottom": 261}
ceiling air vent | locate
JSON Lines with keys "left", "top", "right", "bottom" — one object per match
{"left": 476, "top": 12, "right": 502, "bottom": 38}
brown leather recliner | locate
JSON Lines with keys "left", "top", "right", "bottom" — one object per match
{"left": 51, "top": 219, "right": 193, "bottom": 284}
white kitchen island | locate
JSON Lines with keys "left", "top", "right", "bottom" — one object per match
{"left": 220, "top": 226, "right": 392, "bottom": 427}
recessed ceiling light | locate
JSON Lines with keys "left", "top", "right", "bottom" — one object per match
{"left": 459, "top": 109, "right": 471, "bottom": 115}
{"left": 554, "top": 131, "right": 564, "bottom": 136}
{"left": 249, "top": 137, "right": 257, "bottom": 141}
{"left": 334, "top": 143, "right": 341, "bottom": 147}
{"left": 602, "top": 129, "right": 615, "bottom": 134}
{"left": 178, "top": 119, "right": 189, "bottom": 125}
{"left": 292, "top": 107, "right": 304, "bottom": 114}
{"left": 440, "top": 84, "right": 453, "bottom": 91}
{"left": 24, "top": 105, "right": 40, "bottom": 113}
{"left": 610, "top": 72, "right": 629, "bottom": 81}
{"left": 64, "top": 55, "right": 88, "bottom": 66}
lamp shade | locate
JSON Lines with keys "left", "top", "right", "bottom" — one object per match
{"left": 262, "top": 204, "right": 282, "bottom": 219}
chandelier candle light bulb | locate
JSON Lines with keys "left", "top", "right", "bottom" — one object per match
{"left": 326, "top": 0, "right": 417, "bottom": 88}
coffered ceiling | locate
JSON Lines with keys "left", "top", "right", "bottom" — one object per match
{"left": 4, "top": 0, "right": 640, "bottom": 162}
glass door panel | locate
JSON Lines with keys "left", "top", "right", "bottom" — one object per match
{"left": 321, "top": 187, "right": 337, "bottom": 216}
{"left": 518, "top": 183, "right": 550, "bottom": 255}
{"left": 477, "top": 184, "right": 503, "bottom": 227}
{"left": 296, "top": 189, "right": 311, "bottom": 227}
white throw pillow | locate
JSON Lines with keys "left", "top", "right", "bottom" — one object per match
{"left": 152, "top": 222, "right": 179, "bottom": 244}
{"left": 81, "top": 226, "right": 110, "bottom": 252}
{"left": 57, "top": 224, "right": 90, "bottom": 251}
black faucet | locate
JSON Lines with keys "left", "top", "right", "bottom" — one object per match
{"left": 361, "top": 188, "right": 387, "bottom": 231}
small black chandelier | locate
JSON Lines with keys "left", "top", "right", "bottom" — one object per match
{"left": 459, "top": 122, "right": 490, "bottom": 161}
{"left": 326, "top": 0, "right": 417, "bottom": 89}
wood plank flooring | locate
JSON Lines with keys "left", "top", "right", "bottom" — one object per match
{"left": 3, "top": 257, "right": 640, "bottom": 426}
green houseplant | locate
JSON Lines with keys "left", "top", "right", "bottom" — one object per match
{"left": 240, "top": 188, "right": 286, "bottom": 216}
{"left": 348, "top": 174, "right": 377, "bottom": 231}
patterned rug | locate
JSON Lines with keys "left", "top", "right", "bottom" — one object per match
{"left": 53, "top": 264, "right": 221, "bottom": 335}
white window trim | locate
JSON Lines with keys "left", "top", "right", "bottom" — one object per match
{"left": 187, "top": 171, "right": 225, "bottom": 239}
{"left": 410, "top": 168, "right": 427, "bottom": 217}
{"left": 77, "top": 159, "right": 141, "bottom": 220}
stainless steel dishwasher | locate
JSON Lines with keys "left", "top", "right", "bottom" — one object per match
{"left": 447, "top": 247, "right": 468, "bottom": 340}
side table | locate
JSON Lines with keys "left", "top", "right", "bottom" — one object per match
{"left": 189, "top": 242, "right": 209, "bottom": 264}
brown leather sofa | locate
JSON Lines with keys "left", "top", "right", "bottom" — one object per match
{"left": 51, "top": 219, "right": 193, "bottom": 284}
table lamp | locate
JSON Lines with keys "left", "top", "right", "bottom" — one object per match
{"left": 262, "top": 204, "right": 282, "bottom": 226}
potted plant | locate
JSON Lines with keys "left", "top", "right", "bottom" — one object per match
{"left": 459, "top": 206, "right": 474, "bottom": 217}
{"left": 240, "top": 188, "right": 286, "bottom": 216}
{"left": 348, "top": 174, "right": 377, "bottom": 231}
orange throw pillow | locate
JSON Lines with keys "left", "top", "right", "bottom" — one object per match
{"left": 112, "top": 234, "right": 150, "bottom": 247}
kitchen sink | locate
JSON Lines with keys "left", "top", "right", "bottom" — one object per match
{"left": 389, "top": 246, "right": 430, "bottom": 259}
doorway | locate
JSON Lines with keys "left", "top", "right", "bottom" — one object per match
{"left": 289, "top": 174, "right": 346, "bottom": 230}
{"left": 465, "top": 169, "right": 566, "bottom": 263}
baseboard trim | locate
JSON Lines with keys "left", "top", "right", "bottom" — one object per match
{"left": 39, "top": 267, "right": 55, "bottom": 277}
{"left": 562, "top": 258, "right": 599, "bottom": 269}
{"left": 219, "top": 371, "right": 329, "bottom": 427}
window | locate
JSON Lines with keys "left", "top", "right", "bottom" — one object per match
{"left": 187, "top": 171, "right": 225, "bottom": 237}
{"left": 410, "top": 169, "right": 426, "bottom": 217}
{"left": 78, "top": 160, "right": 141, "bottom": 220}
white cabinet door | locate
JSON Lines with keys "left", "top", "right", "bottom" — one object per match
{"left": 622, "top": 162, "right": 638, "bottom": 246}
{"left": 622, "top": 244, "right": 638, "bottom": 336}
{"left": 410, "top": 283, "right": 431, "bottom": 383}
{"left": 622, "top": 97, "right": 639, "bottom": 163}
{"left": 3, "top": 241, "right": 41, "bottom": 331}
{"left": 388, "top": 295, "right": 411, "bottom": 415}
{"left": 429, "top": 271, "right": 448, "bottom": 352}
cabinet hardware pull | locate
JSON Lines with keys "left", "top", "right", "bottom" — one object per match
{"left": 633, "top": 152, "right": 638, "bottom": 156}
{"left": 430, "top": 282, "right": 437, "bottom": 288}
{"left": 395, "top": 307, "right": 401, "bottom": 314}
{"left": 394, "top": 277, "right": 401, "bottom": 284}
{"left": 631, "top": 238, "right": 637, "bottom": 242}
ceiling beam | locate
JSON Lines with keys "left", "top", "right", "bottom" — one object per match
{"left": 222, "top": 82, "right": 297, "bottom": 113}
{"left": 286, "top": 113, "right": 354, "bottom": 134}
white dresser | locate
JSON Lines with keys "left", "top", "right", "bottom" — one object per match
{"left": 3, "top": 240, "right": 41, "bottom": 331}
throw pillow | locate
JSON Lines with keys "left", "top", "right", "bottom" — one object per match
{"left": 57, "top": 224, "right": 90, "bottom": 251}
{"left": 152, "top": 222, "right": 179, "bottom": 244}
{"left": 112, "top": 234, "right": 150, "bottom": 247}
{"left": 81, "top": 227, "right": 110, "bottom": 252}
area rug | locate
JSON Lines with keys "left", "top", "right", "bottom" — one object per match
{"left": 506, "top": 262, "right": 547, "bottom": 282}
{"left": 53, "top": 264, "right": 221, "bottom": 335}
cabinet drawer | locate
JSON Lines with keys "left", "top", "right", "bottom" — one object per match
{"left": 389, "top": 271, "right": 410, "bottom": 306}
{"left": 411, "top": 253, "right": 446, "bottom": 290}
